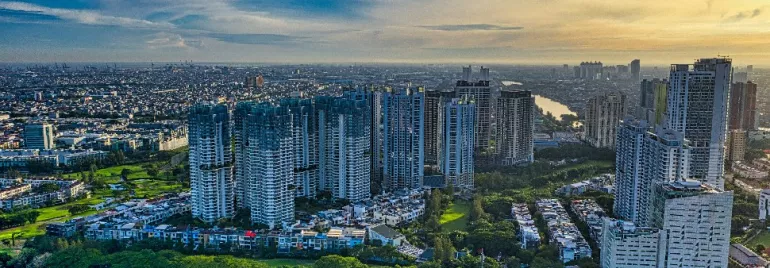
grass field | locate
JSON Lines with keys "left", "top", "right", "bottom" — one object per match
{"left": 261, "top": 258, "right": 314, "bottom": 266}
{"left": 440, "top": 201, "right": 471, "bottom": 232}
{"left": 744, "top": 230, "right": 770, "bottom": 249}
{"left": 0, "top": 160, "right": 188, "bottom": 241}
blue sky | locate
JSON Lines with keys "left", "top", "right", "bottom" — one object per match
{"left": 0, "top": 0, "right": 769, "bottom": 65}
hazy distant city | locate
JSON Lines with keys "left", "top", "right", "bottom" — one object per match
{"left": 2, "top": 1, "right": 770, "bottom": 268}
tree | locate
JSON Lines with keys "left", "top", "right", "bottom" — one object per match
{"left": 147, "top": 168, "right": 159, "bottom": 178}
{"left": 757, "top": 244, "right": 766, "bottom": 255}
{"left": 121, "top": 168, "right": 132, "bottom": 180}
{"left": 37, "top": 183, "right": 61, "bottom": 193}
{"left": 68, "top": 204, "right": 93, "bottom": 215}
{"left": 313, "top": 255, "right": 367, "bottom": 268}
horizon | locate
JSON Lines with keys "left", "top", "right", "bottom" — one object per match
{"left": 1, "top": 0, "right": 769, "bottom": 65}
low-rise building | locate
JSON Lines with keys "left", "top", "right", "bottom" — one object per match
{"left": 730, "top": 243, "right": 769, "bottom": 268}
{"left": 732, "top": 161, "right": 768, "bottom": 179}
{"left": 570, "top": 199, "right": 608, "bottom": 247}
{"left": 536, "top": 199, "right": 592, "bottom": 263}
{"left": 0, "top": 184, "right": 32, "bottom": 199}
{"left": 511, "top": 203, "right": 540, "bottom": 249}
{"left": 368, "top": 224, "right": 405, "bottom": 246}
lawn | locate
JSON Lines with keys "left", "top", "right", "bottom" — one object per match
{"left": 744, "top": 229, "right": 770, "bottom": 249}
{"left": 0, "top": 160, "right": 188, "bottom": 241}
{"left": 440, "top": 201, "right": 471, "bottom": 232}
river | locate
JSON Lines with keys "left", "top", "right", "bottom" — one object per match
{"left": 533, "top": 95, "right": 577, "bottom": 119}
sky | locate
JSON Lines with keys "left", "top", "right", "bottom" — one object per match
{"left": 0, "top": 0, "right": 769, "bottom": 65}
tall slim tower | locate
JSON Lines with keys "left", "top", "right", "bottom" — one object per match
{"left": 729, "top": 81, "right": 758, "bottom": 131}
{"left": 233, "top": 102, "right": 253, "bottom": 209}
{"left": 281, "top": 98, "right": 318, "bottom": 198}
{"left": 495, "top": 90, "right": 534, "bottom": 166}
{"left": 344, "top": 88, "right": 383, "bottom": 195}
{"left": 24, "top": 123, "right": 55, "bottom": 150}
{"left": 614, "top": 118, "right": 691, "bottom": 227}
{"left": 638, "top": 79, "right": 667, "bottom": 125}
{"left": 584, "top": 92, "right": 626, "bottom": 148}
{"left": 667, "top": 58, "right": 731, "bottom": 189}
{"left": 317, "top": 96, "right": 372, "bottom": 201}
{"left": 425, "top": 90, "right": 456, "bottom": 166}
{"left": 438, "top": 98, "right": 475, "bottom": 190}
{"left": 243, "top": 103, "right": 295, "bottom": 229}
{"left": 382, "top": 88, "right": 424, "bottom": 191}
{"left": 630, "top": 59, "right": 641, "bottom": 81}
{"left": 188, "top": 104, "right": 234, "bottom": 223}
{"left": 455, "top": 66, "right": 491, "bottom": 152}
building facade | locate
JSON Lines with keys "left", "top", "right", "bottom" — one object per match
{"left": 317, "top": 96, "right": 372, "bottom": 201}
{"left": 438, "top": 98, "right": 475, "bottom": 190}
{"left": 638, "top": 79, "right": 667, "bottom": 126}
{"left": 584, "top": 92, "right": 626, "bottom": 148}
{"left": 667, "top": 58, "right": 731, "bottom": 190}
{"left": 650, "top": 180, "right": 733, "bottom": 268}
{"left": 600, "top": 218, "right": 664, "bottom": 268}
{"left": 729, "top": 81, "right": 758, "bottom": 131}
{"left": 282, "top": 98, "right": 318, "bottom": 198}
{"left": 614, "top": 118, "right": 691, "bottom": 227}
{"left": 241, "top": 103, "right": 295, "bottom": 228}
{"left": 24, "top": 123, "right": 55, "bottom": 150}
{"left": 382, "top": 88, "right": 424, "bottom": 192}
{"left": 495, "top": 90, "right": 534, "bottom": 166}
{"left": 188, "top": 104, "right": 234, "bottom": 223}
{"left": 455, "top": 66, "right": 491, "bottom": 152}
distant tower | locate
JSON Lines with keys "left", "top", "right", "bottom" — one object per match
{"left": 462, "top": 65, "right": 472, "bottom": 81}
{"left": 638, "top": 79, "right": 667, "bottom": 126}
{"left": 257, "top": 74, "right": 264, "bottom": 88}
{"left": 584, "top": 92, "right": 626, "bottom": 148}
{"left": 630, "top": 59, "right": 641, "bottom": 81}
{"left": 188, "top": 104, "right": 234, "bottom": 223}
{"left": 729, "top": 81, "right": 757, "bottom": 131}
{"left": 667, "top": 58, "right": 731, "bottom": 189}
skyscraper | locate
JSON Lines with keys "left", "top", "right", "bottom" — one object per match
{"left": 584, "top": 92, "right": 626, "bottom": 148}
{"left": 495, "top": 90, "right": 534, "bottom": 166}
{"left": 630, "top": 59, "right": 641, "bottom": 81}
{"left": 600, "top": 219, "right": 665, "bottom": 268}
{"left": 343, "top": 88, "right": 383, "bottom": 195}
{"left": 425, "top": 89, "right": 456, "bottom": 166}
{"left": 317, "top": 96, "right": 372, "bottom": 201}
{"left": 638, "top": 79, "right": 667, "bottom": 125}
{"left": 233, "top": 102, "right": 253, "bottom": 209}
{"left": 188, "top": 104, "right": 234, "bottom": 223}
{"left": 455, "top": 66, "right": 491, "bottom": 152}
{"left": 282, "top": 98, "right": 318, "bottom": 198}
{"left": 438, "top": 98, "right": 475, "bottom": 190}
{"left": 667, "top": 58, "right": 731, "bottom": 189}
{"left": 382, "top": 88, "right": 424, "bottom": 191}
{"left": 650, "top": 180, "right": 733, "bottom": 267}
{"left": 729, "top": 81, "right": 758, "bottom": 131}
{"left": 24, "top": 123, "right": 55, "bottom": 150}
{"left": 243, "top": 103, "right": 295, "bottom": 228}
{"left": 726, "top": 129, "right": 746, "bottom": 162}
{"left": 614, "top": 118, "right": 690, "bottom": 227}
{"left": 579, "top": 62, "right": 603, "bottom": 80}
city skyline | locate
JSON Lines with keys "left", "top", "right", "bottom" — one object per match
{"left": 1, "top": 0, "right": 769, "bottom": 65}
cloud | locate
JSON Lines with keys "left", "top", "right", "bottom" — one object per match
{"left": 0, "top": 1, "right": 172, "bottom": 28}
{"left": 207, "top": 33, "right": 305, "bottom": 45}
{"left": 418, "top": 24, "right": 524, "bottom": 31}
{"left": 726, "top": 8, "right": 763, "bottom": 21}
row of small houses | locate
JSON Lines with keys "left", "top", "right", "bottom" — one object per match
{"left": 78, "top": 222, "right": 409, "bottom": 254}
